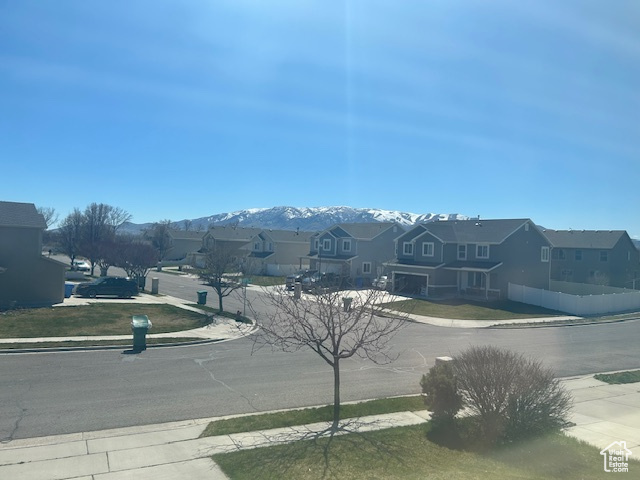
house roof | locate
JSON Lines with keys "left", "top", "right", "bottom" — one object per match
{"left": 542, "top": 229, "right": 629, "bottom": 249}
{"left": 329, "top": 222, "right": 400, "bottom": 240}
{"left": 204, "top": 226, "right": 263, "bottom": 241}
{"left": 258, "top": 229, "right": 314, "bottom": 243}
{"left": 0, "top": 201, "right": 46, "bottom": 229}
{"left": 444, "top": 261, "right": 502, "bottom": 272}
{"left": 418, "top": 219, "right": 532, "bottom": 244}
{"left": 307, "top": 253, "right": 357, "bottom": 261}
{"left": 168, "top": 229, "right": 206, "bottom": 240}
{"left": 249, "top": 251, "right": 274, "bottom": 259}
{"left": 389, "top": 258, "right": 444, "bottom": 268}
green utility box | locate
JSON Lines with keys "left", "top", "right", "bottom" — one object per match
{"left": 131, "top": 315, "right": 152, "bottom": 351}
{"left": 197, "top": 290, "right": 207, "bottom": 305}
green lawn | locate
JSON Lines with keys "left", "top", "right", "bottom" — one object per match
{"left": 201, "top": 396, "right": 425, "bottom": 437}
{"left": 382, "top": 298, "right": 563, "bottom": 320}
{"left": 595, "top": 370, "right": 640, "bottom": 384}
{"left": 213, "top": 425, "right": 630, "bottom": 480}
{"left": 246, "top": 275, "right": 285, "bottom": 287}
{"left": 0, "top": 304, "right": 210, "bottom": 337}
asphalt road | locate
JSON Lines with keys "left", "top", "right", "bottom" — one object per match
{"left": 1, "top": 267, "right": 639, "bottom": 441}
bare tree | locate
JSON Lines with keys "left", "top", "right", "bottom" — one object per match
{"left": 252, "top": 288, "right": 406, "bottom": 434}
{"left": 117, "top": 238, "right": 157, "bottom": 290}
{"left": 182, "top": 219, "right": 192, "bottom": 231}
{"left": 198, "top": 245, "right": 243, "bottom": 312}
{"left": 146, "top": 219, "right": 174, "bottom": 261}
{"left": 81, "top": 203, "right": 132, "bottom": 275}
{"left": 58, "top": 209, "right": 84, "bottom": 265}
{"left": 96, "top": 239, "right": 121, "bottom": 276}
{"left": 36, "top": 206, "right": 59, "bottom": 229}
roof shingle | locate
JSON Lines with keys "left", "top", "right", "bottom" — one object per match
{"left": 0, "top": 201, "right": 46, "bottom": 229}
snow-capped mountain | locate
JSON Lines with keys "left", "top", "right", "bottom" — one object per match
{"left": 121, "top": 206, "right": 468, "bottom": 234}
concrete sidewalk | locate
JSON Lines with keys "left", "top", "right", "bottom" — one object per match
{"left": 1, "top": 374, "right": 638, "bottom": 479}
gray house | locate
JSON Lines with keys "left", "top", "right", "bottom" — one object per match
{"left": 542, "top": 229, "right": 640, "bottom": 289}
{"left": 0, "top": 201, "right": 66, "bottom": 308}
{"left": 246, "top": 229, "right": 312, "bottom": 276}
{"left": 386, "top": 218, "right": 551, "bottom": 298}
{"left": 307, "top": 222, "right": 403, "bottom": 286}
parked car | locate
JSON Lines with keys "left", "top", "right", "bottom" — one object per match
{"left": 75, "top": 277, "right": 139, "bottom": 298}
{"left": 286, "top": 270, "right": 318, "bottom": 290}
{"left": 372, "top": 275, "right": 391, "bottom": 290}
{"left": 302, "top": 272, "right": 346, "bottom": 292}
{"left": 72, "top": 260, "right": 91, "bottom": 272}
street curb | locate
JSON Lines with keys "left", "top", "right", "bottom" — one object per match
{"left": 0, "top": 337, "right": 226, "bottom": 355}
{"left": 488, "top": 316, "right": 639, "bottom": 329}
{"left": 0, "top": 320, "right": 260, "bottom": 355}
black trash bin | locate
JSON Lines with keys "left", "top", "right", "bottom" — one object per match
{"left": 131, "top": 315, "right": 152, "bottom": 351}
{"left": 197, "top": 290, "right": 207, "bottom": 305}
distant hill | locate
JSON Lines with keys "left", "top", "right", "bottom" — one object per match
{"left": 120, "top": 206, "right": 468, "bottom": 234}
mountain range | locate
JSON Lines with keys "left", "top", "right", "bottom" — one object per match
{"left": 120, "top": 206, "right": 468, "bottom": 234}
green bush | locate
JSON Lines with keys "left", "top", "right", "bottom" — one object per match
{"left": 420, "top": 362, "right": 462, "bottom": 422}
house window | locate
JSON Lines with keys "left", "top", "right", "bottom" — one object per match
{"left": 575, "top": 250, "right": 582, "bottom": 261}
{"left": 600, "top": 251, "right": 608, "bottom": 262}
{"left": 343, "top": 239, "right": 352, "bottom": 252}
{"left": 254, "top": 242, "right": 260, "bottom": 251}
{"left": 268, "top": 242, "right": 273, "bottom": 251}
{"left": 541, "top": 247, "right": 549, "bottom": 262}
{"left": 476, "top": 244, "right": 489, "bottom": 259}
{"left": 314, "top": 239, "right": 319, "bottom": 250}
{"left": 362, "top": 262, "right": 371, "bottom": 274}
{"left": 468, "top": 272, "right": 486, "bottom": 288}
{"left": 552, "top": 249, "right": 566, "bottom": 260}
{"left": 403, "top": 242, "right": 413, "bottom": 255}
{"left": 561, "top": 269, "right": 573, "bottom": 281}
{"left": 422, "top": 242, "right": 434, "bottom": 257}
{"left": 322, "top": 239, "right": 331, "bottom": 251}
{"left": 457, "top": 244, "right": 466, "bottom": 260}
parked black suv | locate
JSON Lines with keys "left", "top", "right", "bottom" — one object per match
{"left": 75, "top": 277, "right": 139, "bottom": 298}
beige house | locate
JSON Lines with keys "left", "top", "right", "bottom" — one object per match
{"left": 188, "top": 226, "right": 312, "bottom": 274}
{"left": 246, "top": 229, "right": 312, "bottom": 275}
{"left": 165, "top": 229, "right": 206, "bottom": 261}
{"left": 0, "top": 201, "right": 66, "bottom": 308}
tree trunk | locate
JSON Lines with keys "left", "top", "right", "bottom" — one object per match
{"left": 218, "top": 289, "right": 224, "bottom": 313}
{"left": 332, "top": 358, "right": 340, "bottom": 433}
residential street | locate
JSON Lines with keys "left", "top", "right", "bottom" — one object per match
{"left": 1, "top": 268, "right": 639, "bottom": 441}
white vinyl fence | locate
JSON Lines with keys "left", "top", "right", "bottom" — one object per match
{"left": 508, "top": 283, "right": 640, "bottom": 316}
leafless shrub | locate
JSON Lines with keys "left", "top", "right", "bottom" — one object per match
{"left": 453, "top": 345, "right": 572, "bottom": 442}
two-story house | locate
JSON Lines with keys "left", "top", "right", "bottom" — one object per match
{"left": 246, "top": 229, "right": 313, "bottom": 275}
{"left": 188, "top": 226, "right": 262, "bottom": 268}
{"left": 386, "top": 218, "right": 551, "bottom": 298}
{"left": 0, "top": 201, "right": 66, "bottom": 308}
{"left": 165, "top": 229, "right": 206, "bottom": 261}
{"left": 307, "top": 222, "right": 403, "bottom": 286}
{"left": 542, "top": 229, "right": 640, "bottom": 289}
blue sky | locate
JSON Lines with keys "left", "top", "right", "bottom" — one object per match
{"left": 2, "top": 1, "right": 639, "bottom": 235}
